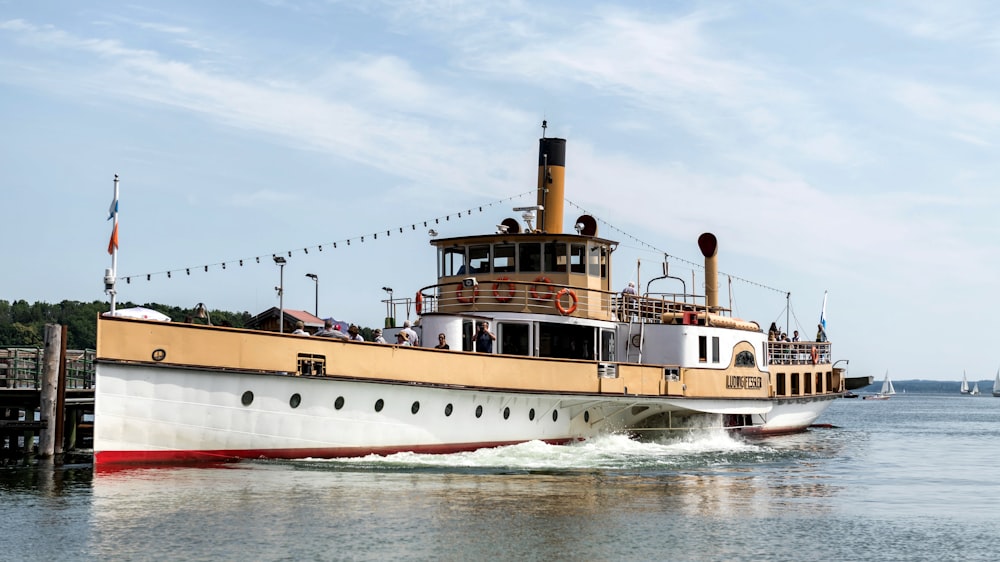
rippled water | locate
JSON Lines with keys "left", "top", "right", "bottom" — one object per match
{"left": 2, "top": 394, "right": 999, "bottom": 561}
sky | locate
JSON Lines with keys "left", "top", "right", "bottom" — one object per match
{"left": 2, "top": 0, "right": 999, "bottom": 382}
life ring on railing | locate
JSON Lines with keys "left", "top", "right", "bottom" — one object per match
{"left": 456, "top": 283, "right": 479, "bottom": 304}
{"left": 529, "top": 276, "right": 555, "bottom": 301}
{"left": 415, "top": 291, "right": 423, "bottom": 315}
{"left": 810, "top": 346, "right": 819, "bottom": 364}
{"left": 493, "top": 276, "right": 515, "bottom": 303}
{"left": 554, "top": 288, "right": 578, "bottom": 315}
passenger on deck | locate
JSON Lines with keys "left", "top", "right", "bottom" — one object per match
{"left": 475, "top": 322, "right": 495, "bottom": 353}
{"left": 291, "top": 321, "right": 308, "bottom": 335}
{"left": 347, "top": 324, "right": 364, "bottom": 342}
{"left": 816, "top": 323, "right": 827, "bottom": 342}
{"left": 316, "top": 319, "right": 347, "bottom": 339}
{"left": 401, "top": 320, "right": 420, "bottom": 347}
{"left": 435, "top": 333, "right": 450, "bottom": 350}
{"left": 396, "top": 332, "right": 412, "bottom": 346}
{"left": 792, "top": 330, "right": 800, "bottom": 342}
{"left": 372, "top": 328, "right": 387, "bottom": 343}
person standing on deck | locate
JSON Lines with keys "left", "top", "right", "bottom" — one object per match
{"left": 401, "top": 320, "right": 420, "bottom": 347}
{"left": 475, "top": 322, "right": 495, "bottom": 353}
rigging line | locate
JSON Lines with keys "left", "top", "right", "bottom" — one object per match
{"left": 564, "top": 198, "right": 786, "bottom": 295}
{"left": 119, "top": 190, "right": 536, "bottom": 281}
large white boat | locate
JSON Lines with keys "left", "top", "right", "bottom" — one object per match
{"left": 94, "top": 132, "right": 848, "bottom": 465}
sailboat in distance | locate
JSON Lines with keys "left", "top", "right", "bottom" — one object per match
{"left": 863, "top": 370, "right": 895, "bottom": 400}
{"left": 993, "top": 369, "right": 1000, "bottom": 398}
{"left": 961, "top": 371, "right": 970, "bottom": 394}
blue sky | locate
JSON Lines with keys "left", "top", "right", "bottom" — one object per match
{"left": 2, "top": 1, "right": 998, "bottom": 381}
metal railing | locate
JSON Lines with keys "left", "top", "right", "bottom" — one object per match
{"left": 0, "top": 347, "right": 96, "bottom": 390}
{"left": 765, "top": 341, "right": 832, "bottom": 365}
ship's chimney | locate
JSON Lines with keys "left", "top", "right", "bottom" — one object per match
{"left": 698, "top": 233, "right": 719, "bottom": 310}
{"left": 537, "top": 137, "right": 566, "bottom": 233}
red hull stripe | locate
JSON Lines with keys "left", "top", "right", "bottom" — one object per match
{"left": 95, "top": 439, "right": 576, "bottom": 466}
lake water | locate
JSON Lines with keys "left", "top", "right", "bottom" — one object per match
{"left": 2, "top": 394, "right": 999, "bottom": 561}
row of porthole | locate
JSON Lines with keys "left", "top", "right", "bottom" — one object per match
{"left": 239, "top": 390, "right": 581, "bottom": 422}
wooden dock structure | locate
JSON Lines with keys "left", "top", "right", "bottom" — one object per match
{"left": 0, "top": 326, "right": 95, "bottom": 464}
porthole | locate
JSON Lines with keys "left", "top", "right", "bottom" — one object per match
{"left": 552, "top": 409, "right": 558, "bottom": 422}
{"left": 475, "top": 405, "right": 483, "bottom": 418}
{"left": 151, "top": 348, "right": 166, "bottom": 362}
{"left": 334, "top": 396, "right": 345, "bottom": 410}
{"left": 290, "top": 393, "right": 301, "bottom": 408}
{"left": 374, "top": 398, "right": 384, "bottom": 412}
{"left": 241, "top": 391, "right": 254, "bottom": 406}
{"left": 445, "top": 403, "right": 453, "bottom": 417}
{"left": 529, "top": 408, "right": 535, "bottom": 421}
{"left": 503, "top": 407, "right": 510, "bottom": 420}
{"left": 411, "top": 401, "right": 420, "bottom": 415}
{"left": 584, "top": 411, "right": 590, "bottom": 423}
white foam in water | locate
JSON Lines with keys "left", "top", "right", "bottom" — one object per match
{"left": 306, "top": 428, "right": 764, "bottom": 471}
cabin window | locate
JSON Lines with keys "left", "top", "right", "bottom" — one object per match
{"left": 790, "top": 373, "right": 800, "bottom": 395}
{"left": 776, "top": 373, "right": 786, "bottom": 396}
{"left": 712, "top": 337, "right": 720, "bottom": 363}
{"left": 519, "top": 242, "right": 541, "bottom": 273}
{"left": 803, "top": 373, "right": 813, "bottom": 394}
{"left": 600, "top": 329, "right": 616, "bottom": 361}
{"left": 698, "top": 336, "right": 707, "bottom": 363}
{"left": 543, "top": 242, "right": 567, "bottom": 273}
{"left": 825, "top": 371, "right": 833, "bottom": 393}
{"left": 570, "top": 243, "right": 586, "bottom": 274}
{"left": 815, "top": 373, "right": 823, "bottom": 393}
{"left": 499, "top": 323, "right": 530, "bottom": 356}
{"left": 469, "top": 245, "right": 491, "bottom": 274}
{"left": 493, "top": 244, "right": 516, "bottom": 273}
{"left": 538, "top": 322, "right": 593, "bottom": 360}
{"left": 441, "top": 247, "right": 467, "bottom": 277}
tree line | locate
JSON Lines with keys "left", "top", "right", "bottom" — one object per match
{"left": 0, "top": 300, "right": 252, "bottom": 349}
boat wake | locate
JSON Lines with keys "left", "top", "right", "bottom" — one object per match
{"left": 287, "top": 430, "right": 766, "bottom": 473}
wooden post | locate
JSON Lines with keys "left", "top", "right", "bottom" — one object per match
{"left": 55, "top": 324, "right": 67, "bottom": 455}
{"left": 38, "top": 324, "right": 60, "bottom": 458}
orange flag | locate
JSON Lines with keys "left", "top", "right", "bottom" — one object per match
{"left": 108, "top": 223, "right": 119, "bottom": 255}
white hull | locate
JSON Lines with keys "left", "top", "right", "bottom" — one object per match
{"left": 94, "top": 362, "right": 835, "bottom": 463}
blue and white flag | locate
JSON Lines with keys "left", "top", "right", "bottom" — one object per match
{"left": 819, "top": 291, "right": 828, "bottom": 331}
{"left": 107, "top": 197, "right": 118, "bottom": 220}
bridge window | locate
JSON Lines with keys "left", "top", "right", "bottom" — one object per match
{"left": 493, "top": 244, "right": 516, "bottom": 273}
{"left": 441, "top": 246, "right": 467, "bottom": 276}
{"left": 543, "top": 242, "right": 567, "bottom": 273}
{"left": 589, "top": 244, "right": 606, "bottom": 278}
{"left": 519, "top": 243, "right": 541, "bottom": 272}
{"left": 570, "top": 243, "right": 586, "bottom": 273}
{"left": 469, "top": 245, "right": 491, "bottom": 273}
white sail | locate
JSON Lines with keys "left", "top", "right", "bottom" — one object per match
{"left": 961, "top": 371, "right": 970, "bottom": 394}
{"left": 881, "top": 371, "right": 895, "bottom": 395}
{"left": 993, "top": 369, "right": 1000, "bottom": 397}
{"left": 971, "top": 382, "right": 980, "bottom": 395}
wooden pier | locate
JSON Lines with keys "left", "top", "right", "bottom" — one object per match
{"left": 0, "top": 325, "right": 95, "bottom": 464}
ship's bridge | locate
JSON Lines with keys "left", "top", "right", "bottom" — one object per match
{"left": 428, "top": 231, "right": 616, "bottom": 320}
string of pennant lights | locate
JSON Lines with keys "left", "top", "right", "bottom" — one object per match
{"left": 119, "top": 191, "right": 537, "bottom": 284}
{"left": 564, "top": 198, "right": 785, "bottom": 295}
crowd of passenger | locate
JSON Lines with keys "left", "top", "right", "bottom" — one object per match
{"left": 291, "top": 318, "right": 421, "bottom": 347}
{"left": 767, "top": 322, "right": 828, "bottom": 364}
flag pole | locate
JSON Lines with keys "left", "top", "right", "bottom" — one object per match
{"left": 105, "top": 174, "right": 119, "bottom": 314}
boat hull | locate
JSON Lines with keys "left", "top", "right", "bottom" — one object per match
{"left": 94, "top": 361, "right": 836, "bottom": 464}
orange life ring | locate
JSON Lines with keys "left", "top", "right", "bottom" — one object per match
{"left": 529, "top": 276, "right": 555, "bottom": 301}
{"left": 456, "top": 283, "right": 479, "bottom": 304}
{"left": 415, "top": 291, "right": 423, "bottom": 315}
{"left": 810, "top": 346, "right": 818, "bottom": 364}
{"left": 554, "top": 288, "right": 578, "bottom": 315}
{"left": 492, "top": 276, "right": 515, "bottom": 303}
